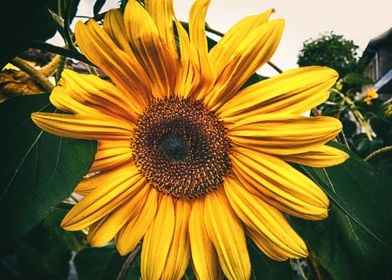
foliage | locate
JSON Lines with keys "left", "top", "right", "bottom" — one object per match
{"left": 297, "top": 32, "right": 365, "bottom": 78}
{"left": 0, "top": 94, "right": 96, "bottom": 255}
{"left": 0, "top": 0, "right": 391, "bottom": 279}
{"left": 313, "top": 71, "right": 392, "bottom": 175}
{"left": 299, "top": 33, "right": 392, "bottom": 175}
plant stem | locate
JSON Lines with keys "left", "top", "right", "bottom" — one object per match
{"left": 117, "top": 244, "right": 141, "bottom": 280}
{"left": 337, "top": 129, "right": 351, "bottom": 149}
{"left": 365, "top": 146, "right": 392, "bottom": 161}
{"left": 24, "top": 40, "right": 92, "bottom": 65}
{"left": 267, "top": 61, "right": 283, "bottom": 73}
{"left": 41, "top": 55, "right": 62, "bottom": 77}
{"left": 11, "top": 57, "right": 54, "bottom": 91}
{"left": 308, "top": 251, "right": 323, "bottom": 280}
{"left": 331, "top": 89, "right": 373, "bottom": 141}
{"left": 55, "top": 56, "right": 67, "bottom": 83}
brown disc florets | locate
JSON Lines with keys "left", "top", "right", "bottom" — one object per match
{"left": 131, "top": 97, "right": 232, "bottom": 199}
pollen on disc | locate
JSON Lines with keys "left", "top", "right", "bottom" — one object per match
{"left": 131, "top": 97, "right": 232, "bottom": 199}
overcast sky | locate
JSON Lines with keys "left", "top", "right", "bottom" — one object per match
{"left": 57, "top": 0, "right": 392, "bottom": 76}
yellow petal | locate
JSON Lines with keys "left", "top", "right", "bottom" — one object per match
{"left": 189, "top": 0, "right": 210, "bottom": 64}
{"left": 50, "top": 87, "right": 99, "bottom": 116}
{"left": 116, "top": 188, "right": 159, "bottom": 255}
{"left": 189, "top": 199, "right": 222, "bottom": 280}
{"left": 224, "top": 176, "right": 308, "bottom": 260}
{"left": 88, "top": 140, "right": 132, "bottom": 174}
{"left": 281, "top": 145, "right": 349, "bottom": 167}
{"left": 141, "top": 194, "right": 175, "bottom": 280}
{"left": 51, "top": 69, "right": 142, "bottom": 121}
{"left": 188, "top": 0, "right": 216, "bottom": 100}
{"left": 218, "top": 66, "right": 339, "bottom": 120}
{"left": 75, "top": 20, "right": 150, "bottom": 107}
{"left": 74, "top": 174, "right": 99, "bottom": 196}
{"left": 144, "top": 0, "right": 177, "bottom": 55}
{"left": 231, "top": 149, "right": 329, "bottom": 220}
{"left": 103, "top": 9, "right": 134, "bottom": 55}
{"left": 87, "top": 185, "right": 149, "bottom": 247}
{"left": 61, "top": 163, "right": 145, "bottom": 230}
{"left": 161, "top": 200, "right": 191, "bottom": 280}
{"left": 204, "top": 189, "right": 250, "bottom": 280}
{"left": 173, "top": 18, "right": 200, "bottom": 99}
{"left": 228, "top": 114, "right": 342, "bottom": 155}
{"left": 31, "top": 112, "right": 132, "bottom": 140}
{"left": 205, "top": 19, "right": 284, "bottom": 111}
{"left": 75, "top": 152, "right": 132, "bottom": 196}
{"left": 124, "top": 0, "right": 178, "bottom": 99}
{"left": 209, "top": 9, "right": 275, "bottom": 71}
{"left": 246, "top": 228, "right": 291, "bottom": 261}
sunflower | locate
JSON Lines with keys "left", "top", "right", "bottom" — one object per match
{"left": 363, "top": 87, "right": 378, "bottom": 105}
{"left": 32, "top": 0, "right": 348, "bottom": 279}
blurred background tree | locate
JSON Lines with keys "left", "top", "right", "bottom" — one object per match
{"left": 297, "top": 31, "right": 365, "bottom": 78}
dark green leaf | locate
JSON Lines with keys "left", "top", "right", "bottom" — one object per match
{"left": 0, "top": 94, "right": 96, "bottom": 255}
{"left": 41, "top": 207, "right": 87, "bottom": 253}
{"left": 341, "top": 119, "right": 357, "bottom": 138}
{"left": 93, "top": 0, "right": 107, "bottom": 16}
{"left": 0, "top": 0, "right": 56, "bottom": 68}
{"left": 292, "top": 143, "right": 392, "bottom": 279}
{"left": 75, "top": 244, "right": 132, "bottom": 280}
{"left": 366, "top": 149, "right": 392, "bottom": 176}
{"left": 64, "top": 0, "right": 81, "bottom": 22}
{"left": 248, "top": 241, "right": 293, "bottom": 280}
{"left": 0, "top": 208, "right": 85, "bottom": 280}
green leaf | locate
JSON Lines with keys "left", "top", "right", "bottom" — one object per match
{"left": 0, "top": 0, "right": 56, "bottom": 67}
{"left": 292, "top": 144, "right": 392, "bottom": 279}
{"left": 93, "top": 0, "right": 108, "bottom": 16}
{"left": 248, "top": 241, "right": 293, "bottom": 280}
{"left": 0, "top": 94, "right": 96, "bottom": 255}
{"left": 75, "top": 244, "right": 136, "bottom": 280}
{"left": 0, "top": 207, "right": 86, "bottom": 280}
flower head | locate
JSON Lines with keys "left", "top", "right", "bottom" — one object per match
{"left": 32, "top": 0, "right": 348, "bottom": 279}
{"left": 363, "top": 87, "right": 378, "bottom": 105}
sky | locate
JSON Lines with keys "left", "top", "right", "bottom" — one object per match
{"left": 51, "top": 0, "right": 392, "bottom": 76}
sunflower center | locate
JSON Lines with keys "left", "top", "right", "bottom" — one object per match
{"left": 131, "top": 97, "right": 231, "bottom": 199}
{"left": 158, "top": 132, "right": 188, "bottom": 161}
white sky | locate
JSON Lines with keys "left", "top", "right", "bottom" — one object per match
{"left": 51, "top": 0, "right": 392, "bottom": 76}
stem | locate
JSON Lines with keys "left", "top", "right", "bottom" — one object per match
{"left": 117, "top": 244, "right": 141, "bottom": 280}
{"left": 308, "top": 251, "right": 323, "bottom": 280}
{"left": 331, "top": 89, "right": 373, "bottom": 141}
{"left": 267, "top": 61, "right": 283, "bottom": 73}
{"left": 41, "top": 55, "right": 62, "bottom": 77}
{"left": 204, "top": 24, "right": 283, "bottom": 74}
{"left": 338, "top": 129, "right": 351, "bottom": 149}
{"left": 62, "top": 0, "right": 78, "bottom": 50}
{"left": 24, "top": 40, "right": 92, "bottom": 65}
{"left": 365, "top": 146, "right": 392, "bottom": 161}
{"left": 205, "top": 24, "right": 225, "bottom": 37}
{"left": 11, "top": 57, "right": 54, "bottom": 91}
{"left": 55, "top": 56, "right": 67, "bottom": 83}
